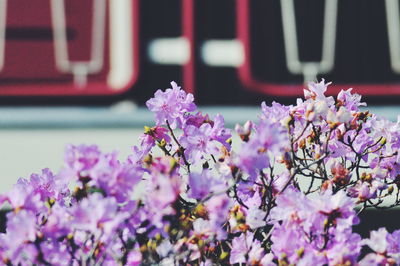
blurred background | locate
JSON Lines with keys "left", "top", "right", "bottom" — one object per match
{"left": 0, "top": 0, "right": 400, "bottom": 193}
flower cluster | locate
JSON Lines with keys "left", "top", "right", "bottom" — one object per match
{"left": 1, "top": 80, "right": 400, "bottom": 265}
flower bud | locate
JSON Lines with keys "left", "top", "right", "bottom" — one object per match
{"left": 144, "top": 126, "right": 152, "bottom": 134}
{"left": 158, "top": 138, "right": 167, "bottom": 148}
{"left": 220, "top": 251, "right": 229, "bottom": 260}
{"left": 299, "top": 138, "right": 306, "bottom": 149}
{"left": 144, "top": 154, "right": 153, "bottom": 165}
{"left": 297, "top": 247, "right": 305, "bottom": 258}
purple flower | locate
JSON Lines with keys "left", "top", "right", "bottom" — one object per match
{"left": 185, "top": 111, "right": 211, "bottom": 127}
{"left": 337, "top": 88, "right": 366, "bottom": 112}
{"left": 270, "top": 188, "right": 361, "bottom": 264}
{"left": 4, "top": 179, "right": 43, "bottom": 213}
{"left": 360, "top": 228, "right": 400, "bottom": 265}
{"left": 139, "top": 126, "right": 171, "bottom": 155}
{"left": 311, "top": 190, "right": 359, "bottom": 228}
{"left": 143, "top": 171, "right": 181, "bottom": 229}
{"left": 192, "top": 218, "right": 214, "bottom": 240}
{"left": 235, "top": 140, "right": 269, "bottom": 179}
{"left": 5, "top": 210, "right": 37, "bottom": 243}
{"left": 64, "top": 144, "right": 101, "bottom": 178}
{"left": 71, "top": 193, "right": 128, "bottom": 239}
{"left": 269, "top": 188, "right": 311, "bottom": 224}
{"left": 146, "top": 81, "right": 196, "bottom": 128}
{"left": 29, "top": 168, "right": 69, "bottom": 202}
{"left": 255, "top": 119, "right": 289, "bottom": 153}
{"left": 1, "top": 80, "right": 400, "bottom": 265}
{"left": 128, "top": 145, "right": 146, "bottom": 166}
{"left": 40, "top": 241, "right": 71, "bottom": 266}
{"left": 246, "top": 206, "right": 267, "bottom": 229}
{"left": 270, "top": 223, "right": 308, "bottom": 263}
{"left": 89, "top": 152, "right": 143, "bottom": 202}
{"left": 42, "top": 202, "right": 72, "bottom": 239}
{"left": 348, "top": 180, "right": 386, "bottom": 202}
{"left": 204, "top": 194, "right": 232, "bottom": 239}
{"left": 363, "top": 228, "right": 389, "bottom": 253}
{"left": 387, "top": 230, "right": 400, "bottom": 254}
{"left": 0, "top": 210, "right": 38, "bottom": 263}
{"left": 188, "top": 169, "right": 226, "bottom": 200}
{"left": 303, "top": 79, "right": 332, "bottom": 101}
{"left": 127, "top": 249, "right": 142, "bottom": 265}
{"left": 209, "top": 114, "right": 231, "bottom": 150}
{"left": 230, "top": 232, "right": 265, "bottom": 265}
{"left": 180, "top": 124, "right": 220, "bottom": 163}
{"left": 235, "top": 119, "right": 288, "bottom": 179}
{"left": 261, "top": 101, "right": 292, "bottom": 124}
{"left": 359, "top": 253, "right": 391, "bottom": 266}
{"left": 235, "top": 120, "right": 253, "bottom": 141}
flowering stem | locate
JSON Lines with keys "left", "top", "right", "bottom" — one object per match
{"left": 166, "top": 120, "right": 191, "bottom": 173}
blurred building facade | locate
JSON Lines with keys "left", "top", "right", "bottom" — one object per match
{"left": 0, "top": 0, "right": 399, "bottom": 105}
